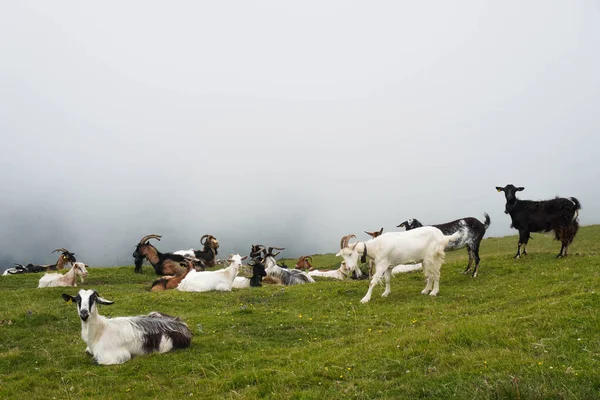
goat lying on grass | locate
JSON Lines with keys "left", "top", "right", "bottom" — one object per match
{"left": 294, "top": 256, "right": 314, "bottom": 271}
{"left": 62, "top": 289, "right": 192, "bottom": 365}
{"left": 496, "top": 184, "right": 581, "bottom": 258}
{"left": 337, "top": 228, "right": 460, "bottom": 303}
{"left": 398, "top": 213, "right": 490, "bottom": 277}
{"left": 232, "top": 259, "right": 267, "bottom": 288}
{"left": 177, "top": 254, "right": 247, "bottom": 292}
{"left": 174, "top": 234, "right": 220, "bottom": 269}
{"left": 262, "top": 247, "right": 315, "bottom": 285}
{"left": 38, "top": 262, "right": 89, "bottom": 288}
{"left": 308, "top": 261, "right": 352, "bottom": 280}
{"left": 150, "top": 256, "right": 198, "bottom": 292}
{"left": 4, "top": 248, "right": 77, "bottom": 275}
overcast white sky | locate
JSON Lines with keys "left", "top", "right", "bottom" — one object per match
{"left": 1, "top": 1, "right": 598, "bottom": 268}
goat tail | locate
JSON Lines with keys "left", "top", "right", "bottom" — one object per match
{"left": 483, "top": 212, "right": 491, "bottom": 230}
{"left": 442, "top": 231, "right": 462, "bottom": 249}
{"left": 570, "top": 197, "right": 581, "bottom": 210}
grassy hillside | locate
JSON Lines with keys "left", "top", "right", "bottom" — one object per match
{"left": 1, "top": 226, "right": 599, "bottom": 399}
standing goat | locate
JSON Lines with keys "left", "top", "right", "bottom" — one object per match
{"left": 174, "top": 234, "right": 220, "bottom": 269}
{"left": 150, "top": 256, "right": 199, "bottom": 292}
{"left": 262, "top": 247, "right": 315, "bottom": 285}
{"left": 177, "top": 254, "right": 248, "bottom": 292}
{"left": 62, "top": 289, "right": 192, "bottom": 365}
{"left": 133, "top": 234, "right": 187, "bottom": 275}
{"left": 294, "top": 256, "right": 314, "bottom": 271}
{"left": 397, "top": 213, "right": 491, "bottom": 277}
{"left": 495, "top": 184, "right": 581, "bottom": 258}
{"left": 232, "top": 259, "right": 268, "bottom": 288}
{"left": 337, "top": 229, "right": 460, "bottom": 303}
{"left": 38, "top": 262, "right": 89, "bottom": 288}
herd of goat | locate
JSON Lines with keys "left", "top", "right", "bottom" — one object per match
{"left": 3, "top": 185, "right": 583, "bottom": 364}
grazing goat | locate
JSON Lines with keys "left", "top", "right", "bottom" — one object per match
{"left": 150, "top": 256, "right": 198, "bottom": 292}
{"left": 177, "top": 254, "right": 248, "bottom": 292}
{"left": 263, "top": 247, "right": 315, "bottom": 285}
{"left": 38, "top": 262, "right": 89, "bottom": 288}
{"left": 496, "top": 184, "right": 581, "bottom": 258}
{"left": 397, "top": 213, "right": 491, "bottom": 277}
{"left": 133, "top": 234, "right": 187, "bottom": 275}
{"left": 174, "top": 234, "right": 220, "bottom": 269}
{"left": 337, "top": 229, "right": 460, "bottom": 303}
{"left": 308, "top": 261, "right": 352, "bottom": 280}
{"left": 294, "top": 256, "right": 314, "bottom": 271}
{"left": 62, "top": 289, "right": 192, "bottom": 365}
{"left": 232, "top": 259, "right": 267, "bottom": 288}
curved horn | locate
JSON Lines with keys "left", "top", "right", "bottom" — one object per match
{"left": 14, "top": 263, "right": 25, "bottom": 268}
{"left": 340, "top": 234, "right": 356, "bottom": 249}
{"left": 138, "top": 234, "right": 161, "bottom": 244}
{"left": 267, "top": 247, "right": 285, "bottom": 254}
{"left": 306, "top": 256, "right": 313, "bottom": 262}
{"left": 200, "top": 234, "right": 210, "bottom": 245}
{"left": 52, "top": 248, "right": 70, "bottom": 254}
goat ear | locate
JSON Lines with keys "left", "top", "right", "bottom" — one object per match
{"left": 335, "top": 251, "right": 342, "bottom": 257}
{"left": 96, "top": 297, "right": 114, "bottom": 305}
{"left": 379, "top": 228, "right": 383, "bottom": 234}
{"left": 62, "top": 294, "right": 76, "bottom": 304}
{"left": 517, "top": 187, "right": 525, "bottom": 191}
{"left": 495, "top": 186, "right": 504, "bottom": 192}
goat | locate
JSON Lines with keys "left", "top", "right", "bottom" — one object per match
{"left": 177, "top": 254, "right": 248, "bottom": 292}
{"left": 364, "top": 228, "right": 384, "bottom": 278}
{"left": 3, "top": 248, "right": 77, "bottom": 275}
{"left": 174, "top": 234, "right": 220, "bottom": 269}
{"left": 232, "top": 259, "right": 267, "bottom": 288}
{"left": 62, "top": 289, "right": 192, "bottom": 365}
{"left": 397, "top": 213, "right": 491, "bottom": 277}
{"left": 262, "top": 247, "right": 315, "bottom": 285}
{"left": 150, "top": 256, "right": 199, "bottom": 291}
{"left": 38, "top": 262, "right": 89, "bottom": 288}
{"left": 308, "top": 261, "right": 352, "bottom": 280}
{"left": 133, "top": 234, "right": 188, "bottom": 275}
{"left": 495, "top": 184, "right": 581, "bottom": 258}
{"left": 294, "top": 256, "right": 314, "bottom": 271}
{"left": 391, "top": 263, "right": 423, "bottom": 275}
{"left": 337, "top": 229, "right": 460, "bottom": 303}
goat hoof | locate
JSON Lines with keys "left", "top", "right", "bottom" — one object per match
{"left": 360, "top": 297, "right": 370, "bottom": 304}
{"left": 381, "top": 292, "right": 390, "bottom": 298}
{"left": 421, "top": 289, "right": 430, "bottom": 295}
{"left": 429, "top": 291, "right": 438, "bottom": 296}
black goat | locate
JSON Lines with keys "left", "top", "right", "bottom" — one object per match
{"left": 4, "top": 248, "right": 77, "bottom": 275}
{"left": 397, "top": 213, "right": 491, "bottom": 277}
{"left": 133, "top": 234, "right": 187, "bottom": 275}
{"left": 495, "top": 184, "right": 581, "bottom": 259}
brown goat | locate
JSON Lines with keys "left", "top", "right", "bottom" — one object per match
{"left": 364, "top": 228, "right": 383, "bottom": 278}
{"left": 294, "top": 255, "right": 314, "bottom": 271}
{"left": 150, "top": 257, "right": 197, "bottom": 291}
{"left": 133, "top": 234, "right": 187, "bottom": 275}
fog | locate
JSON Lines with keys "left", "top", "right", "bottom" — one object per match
{"left": 1, "top": 1, "right": 599, "bottom": 269}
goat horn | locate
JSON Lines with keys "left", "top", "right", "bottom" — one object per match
{"left": 340, "top": 234, "right": 356, "bottom": 249}
{"left": 139, "top": 234, "right": 162, "bottom": 244}
{"left": 306, "top": 256, "right": 313, "bottom": 262}
{"left": 52, "top": 248, "right": 70, "bottom": 254}
{"left": 268, "top": 247, "right": 285, "bottom": 254}
{"left": 14, "top": 263, "right": 25, "bottom": 268}
{"left": 200, "top": 234, "right": 210, "bottom": 244}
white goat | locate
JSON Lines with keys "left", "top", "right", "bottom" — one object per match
{"left": 177, "top": 254, "right": 247, "bottom": 292}
{"left": 308, "top": 262, "right": 352, "bottom": 280}
{"left": 391, "top": 263, "right": 423, "bottom": 275}
{"left": 336, "top": 227, "right": 461, "bottom": 303}
{"left": 62, "top": 289, "right": 192, "bottom": 365}
{"left": 38, "top": 262, "right": 89, "bottom": 288}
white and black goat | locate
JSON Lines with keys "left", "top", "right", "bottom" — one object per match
{"left": 133, "top": 234, "right": 188, "bottom": 275}
{"left": 262, "top": 247, "right": 315, "bottom": 285}
{"left": 38, "top": 262, "right": 89, "bottom": 288}
{"left": 308, "top": 261, "right": 352, "bottom": 280}
{"left": 232, "top": 258, "right": 267, "bottom": 289}
{"left": 174, "top": 234, "right": 220, "bottom": 270}
{"left": 496, "top": 184, "right": 581, "bottom": 258}
{"left": 337, "top": 229, "right": 460, "bottom": 303}
{"left": 397, "top": 213, "right": 491, "bottom": 277}
{"left": 177, "top": 254, "right": 247, "bottom": 292}
{"left": 62, "top": 289, "right": 192, "bottom": 365}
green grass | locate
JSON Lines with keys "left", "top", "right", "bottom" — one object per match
{"left": 1, "top": 227, "right": 599, "bottom": 399}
